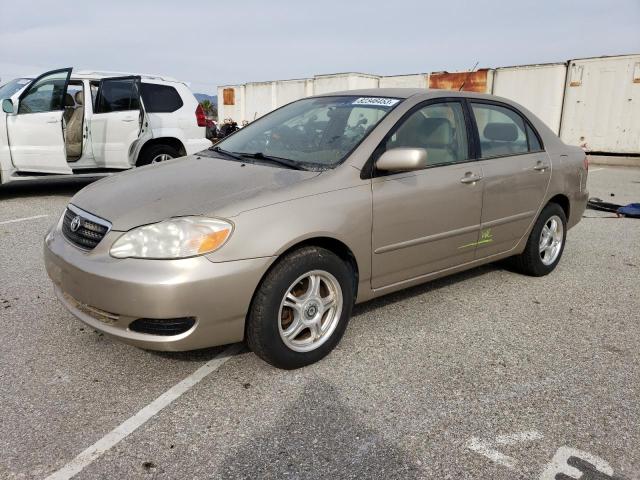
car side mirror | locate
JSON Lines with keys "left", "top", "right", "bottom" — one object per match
{"left": 2, "top": 99, "right": 14, "bottom": 114}
{"left": 376, "top": 148, "right": 428, "bottom": 172}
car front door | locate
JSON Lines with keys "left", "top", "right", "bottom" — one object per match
{"left": 6, "top": 68, "right": 73, "bottom": 174}
{"left": 371, "top": 100, "right": 483, "bottom": 289}
{"left": 90, "top": 76, "right": 147, "bottom": 168}
{"left": 469, "top": 101, "right": 551, "bottom": 259}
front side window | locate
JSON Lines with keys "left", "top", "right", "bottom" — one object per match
{"left": 213, "top": 96, "right": 400, "bottom": 168}
{"left": 384, "top": 101, "right": 469, "bottom": 166}
{"left": 18, "top": 70, "right": 70, "bottom": 114}
{"left": 471, "top": 103, "right": 533, "bottom": 158}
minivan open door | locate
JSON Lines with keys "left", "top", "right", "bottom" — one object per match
{"left": 90, "top": 76, "right": 149, "bottom": 169}
{"left": 6, "top": 68, "right": 74, "bottom": 174}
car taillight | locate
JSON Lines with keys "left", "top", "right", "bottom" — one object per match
{"left": 195, "top": 104, "right": 206, "bottom": 127}
{"left": 583, "top": 155, "right": 589, "bottom": 171}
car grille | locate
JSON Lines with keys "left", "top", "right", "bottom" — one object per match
{"left": 61, "top": 205, "right": 111, "bottom": 250}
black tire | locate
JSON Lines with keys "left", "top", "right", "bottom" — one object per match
{"left": 136, "top": 144, "right": 179, "bottom": 167}
{"left": 246, "top": 246, "right": 354, "bottom": 369}
{"left": 510, "top": 202, "right": 567, "bottom": 276}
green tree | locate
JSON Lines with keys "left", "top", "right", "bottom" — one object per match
{"left": 200, "top": 99, "right": 212, "bottom": 115}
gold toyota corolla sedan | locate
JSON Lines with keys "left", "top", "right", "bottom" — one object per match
{"left": 45, "top": 89, "right": 588, "bottom": 369}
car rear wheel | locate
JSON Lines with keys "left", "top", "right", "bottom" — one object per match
{"left": 510, "top": 202, "right": 567, "bottom": 276}
{"left": 137, "top": 144, "right": 179, "bottom": 166}
{"left": 246, "top": 246, "right": 354, "bottom": 369}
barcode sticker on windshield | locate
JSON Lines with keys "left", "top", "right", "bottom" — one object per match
{"left": 352, "top": 97, "right": 400, "bottom": 107}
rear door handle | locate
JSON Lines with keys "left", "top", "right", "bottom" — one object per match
{"left": 534, "top": 162, "right": 550, "bottom": 171}
{"left": 460, "top": 173, "right": 483, "bottom": 184}
{"left": 122, "top": 118, "right": 135, "bottom": 122}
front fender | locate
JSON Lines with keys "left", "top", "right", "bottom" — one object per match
{"left": 204, "top": 185, "right": 373, "bottom": 295}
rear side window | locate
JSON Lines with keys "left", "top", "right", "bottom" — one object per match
{"left": 140, "top": 83, "right": 183, "bottom": 113}
{"left": 95, "top": 79, "right": 140, "bottom": 113}
{"left": 471, "top": 103, "right": 535, "bottom": 158}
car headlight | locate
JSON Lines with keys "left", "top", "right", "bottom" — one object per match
{"left": 110, "top": 217, "right": 233, "bottom": 259}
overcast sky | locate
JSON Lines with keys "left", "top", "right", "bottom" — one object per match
{"left": 1, "top": 0, "right": 638, "bottom": 95}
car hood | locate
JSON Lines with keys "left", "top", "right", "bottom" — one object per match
{"left": 71, "top": 155, "right": 322, "bottom": 231}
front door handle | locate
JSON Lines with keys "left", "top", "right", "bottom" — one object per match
{"left": 46, "top": 118, "right": 59, "bottom": 124}
{"left": 460, "top": 173, "right": 483, "bottom": 184}
{"left": 122, "top": 118, "right": 135, "bottom": 122}
{"left": 534, "top": 162, "right": 550, "bottom": 172}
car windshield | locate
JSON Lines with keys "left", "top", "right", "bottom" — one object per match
{"left": 211, "top": 96, "right": 401, "bottom": 168}
{"left": 0, "top": 78, "right": 32, "bottom": 101}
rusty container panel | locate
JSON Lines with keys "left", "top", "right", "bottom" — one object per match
{"left": 223, "top": 88, "right": 235, "bottom": 105}
{"left": 429, "top": 69, "right": 492, "bottom": 93}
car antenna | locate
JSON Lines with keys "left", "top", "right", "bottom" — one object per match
{"left": 459, "top": 61, "right": 479, "bottom": 91}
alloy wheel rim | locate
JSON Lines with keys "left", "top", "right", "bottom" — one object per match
{"left": 539, "top": 215, "right": 564, "bottom": 266}
{"left": 278, "top": 270, "right": 343, "bottom": 353}
{"left": 151, "top": 153, "right": 173, "bottom": 163}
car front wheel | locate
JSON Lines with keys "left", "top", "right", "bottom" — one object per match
{"left": 510, "top": 202, "right": 567, "bottom": 276}
{"left": 246, "top": 246, "right": 354, "bottom": 369}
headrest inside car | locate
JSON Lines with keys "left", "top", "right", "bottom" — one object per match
{"left": 421, "top": 117, "right": 452, "bottom": 147}
{"left": 484, "top": 122, "right": 518, "bottom": 142}
{"left": 64, "top": 93, "right": 74, "bottom": 107}
{"left": 75, "top": 91, "right": 84, "bottom": 106}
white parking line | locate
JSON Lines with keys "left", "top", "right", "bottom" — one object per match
{"left": 0, "top": 214, "right": 49, "bottom": 225}
{"left": 44, "top": 344, "right": 242, "bottom": 480}
{"left": 589, "top": 168, "right": 605, "bottom": 172}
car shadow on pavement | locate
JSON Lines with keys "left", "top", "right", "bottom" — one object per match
{"left": 150, "top": 344, "right": 247, "bottom": 363}
{"left": 353, "top": 263, "right": 500, "bottom": 317}
{"left": 216, "top": 378, "right": 421, "bottom": 479}
{"left": 0, "top": 177, "right": 99, "bottom": 199}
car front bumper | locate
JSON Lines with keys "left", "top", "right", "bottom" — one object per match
{"left": 44, "top": 225, "right": 274, "bottom": 351}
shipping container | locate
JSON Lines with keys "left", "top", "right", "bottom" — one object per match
{"left": 560, "top": 54, "right": 640, "bottom": 154}
{"left": 275, "top": 78, "right": 314, "bottom": 108}
{"left": 492, "top": 63, "right": 567, "bottom": 133}
{"left": 244, "top": 81, "right": 274, "bottom": 121}
{"left": 379, "top": 74, "right": 428, "bottom": 89}
{"left": 217, "top": 84, "right": 244, "bottom": 123}
{"left": 313, "top": 73, "right": 380, "bottom": 95}
{"left": 429, "top": 69, "right": 494, "bottom": 93}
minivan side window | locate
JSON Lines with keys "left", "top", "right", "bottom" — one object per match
{"left": 471, "top": 103, "right": 541, "bottom": 158}
{"left": 385, "top": 101, "right": 469, "bottom": 167}
{"left": 140, "top": 83, "right": 183, "bottom": 113}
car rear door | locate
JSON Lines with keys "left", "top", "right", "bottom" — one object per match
{"left": 371, "top": 100, "right": 483, "bottom": 289}
{"left": 6, "top": 68, "right": 73, "bottom": 174}
{"left": 90, "top": 76, "right": 148, "bottom": 168}
{"left": 469, "top": 100, "right": 551, "bottom": 258}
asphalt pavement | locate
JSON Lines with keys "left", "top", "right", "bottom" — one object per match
{"left": 1, "top": 167, "right": 638, "bottom": 479}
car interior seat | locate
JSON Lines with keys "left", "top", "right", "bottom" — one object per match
{"left": 65, "top": 90, "right": 84, "bottom": 160}
{"left": 482, "top": 122, "right": 518, "bottom": 156}
{"left": 395, "top": 116, "right": 456, "bottom": 165}
{"left": 63, "top": 93, "right": 75, "bottom": 123}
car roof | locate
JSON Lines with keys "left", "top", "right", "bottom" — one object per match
{"left": 314, "top": 88, "right": 507, "bottom": 102}
{"left": 72, "top": 70, "right": 185, "bottom": 84}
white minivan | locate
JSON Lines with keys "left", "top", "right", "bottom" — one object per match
{"left": 0, "top": 68, "right": 212, "bottom": 184}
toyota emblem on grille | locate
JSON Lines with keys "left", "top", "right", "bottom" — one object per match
{"left": 70, "top": 216, "right": 82, "bottom": 232}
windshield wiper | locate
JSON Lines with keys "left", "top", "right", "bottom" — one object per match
{"left": 209, "top": 146, "right": 245, "bottom": 162}
{"left": 236, "top": 152, "right": 307, "bottom": 171}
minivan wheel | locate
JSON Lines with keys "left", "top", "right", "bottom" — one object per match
{"left": 137, "top": 144, "right": 179, "bottom": 166}
{"left": 510, "top": 202, "right": 567, "bottom": 276}
{"left": 246, "top": 246, "right": 354, "bottom": 369}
